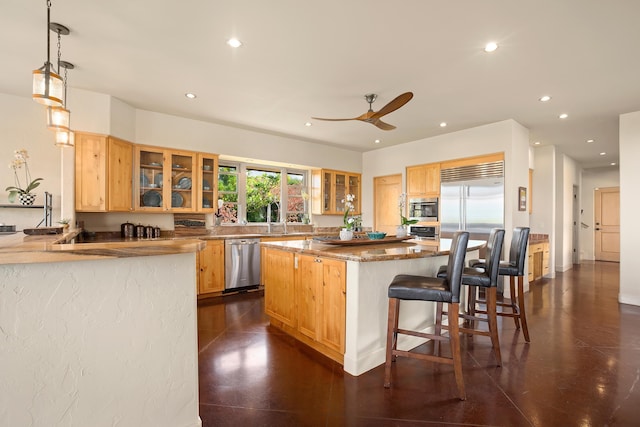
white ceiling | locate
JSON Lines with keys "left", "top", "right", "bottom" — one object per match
{"left": 3, "top": 0, "right": 640, "bottom": 169}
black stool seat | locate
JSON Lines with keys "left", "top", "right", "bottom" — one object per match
{"left": 384, "top": 231, "right": 470, "bottom": 400}
{"left": 388, "top": 275, "right": 450, "bottom": 302}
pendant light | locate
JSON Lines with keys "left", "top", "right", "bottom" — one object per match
{"left": 47, "top": 26, "right": 72, "bottom": 133}
{"left": 32, "top": 0, "right": 64, "bottom": 107}
{"left": 54, "top": 61, "right": 75, "bottom": 147}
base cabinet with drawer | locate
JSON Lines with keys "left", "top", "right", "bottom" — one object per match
{"left": 528, "top": 241, "right": 550, "bottom": 282}
{"left": 263, "top": 247, "right": 346, "bottom": 363}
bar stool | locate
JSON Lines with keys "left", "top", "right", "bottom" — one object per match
{"left": 383, "top": 231, "right": 470, "bottom": 400}
{"left": 468, "top": 227, "right": 531, "bottom": 342}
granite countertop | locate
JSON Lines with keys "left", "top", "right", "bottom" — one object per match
{"left": 260, "top": 237, "right": 486, "bottom": 263}
{"left": 0, "top": 228, "right": 205, "bottom": 265}
{"left": 529, "top": 233, "right": 549, "bottom": 244}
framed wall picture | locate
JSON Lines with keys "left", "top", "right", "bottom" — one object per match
{"left": 519, "top": 187, "right": 527, "bottom": 211}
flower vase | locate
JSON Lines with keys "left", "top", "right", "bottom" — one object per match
{"left": 339, "top": 229, "right": 354, "bottom": 241}
{"left": 18, "top": 193, "right": 36, "bottom": 206}
{"left": 396, "top": 225, "right": 407, "bottom": 238}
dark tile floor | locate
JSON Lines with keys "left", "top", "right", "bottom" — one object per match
{"left": 197, "top": 262, "right": 640, "bottom": 426}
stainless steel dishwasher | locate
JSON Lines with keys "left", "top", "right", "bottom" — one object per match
{"left": 224, "top": 238, "right": 261, "bottom": 292}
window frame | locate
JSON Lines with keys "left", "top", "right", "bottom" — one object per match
{"left": 219, "top": 160, "right": 308, "bottom": 224}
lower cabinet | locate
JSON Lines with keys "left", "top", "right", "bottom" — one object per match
{"left": 528, "top": 242, "right": 550, "bottom": 282}
{"left": 263, "top": 248, "right": 346, "bottom": 362}
{"left": 198, "top": 240, "right": 225, "bottom": 295}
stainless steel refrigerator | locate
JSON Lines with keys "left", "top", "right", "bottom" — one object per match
{"left": 440, "top": 177, "right": 504, "bottom": 240}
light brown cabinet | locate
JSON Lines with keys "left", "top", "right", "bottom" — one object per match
{"left": 406, "top": 163, "right": 440, "bottom": 197}
{"left": 263, "top": 248, "right": 297, "bottom": 327}
{"left": 528, "top": 242, "right": 549, "bottom": 282}
{"left": 311, "top": 169, "right": 361, "bottom": 215}
{"left": 75, "top": 132, "right": 133, "bottom": 212}
{"left": 296, "top": 254, "right": 346, "bottom": 354}
{"left": 135, "top": 146, "right": 199, "bottom": 212}
{"left": 197, "top": 154, "right": 218, "bottom": 213}
{"left": 263, "top": 247, "right": 346, "bottom": 363}
{"left": 198, "top": 240, "right": 225, "bottom": 295}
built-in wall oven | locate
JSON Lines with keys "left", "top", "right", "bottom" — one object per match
{"left": 408, "top": 197, "right": 438, "bottom": 222}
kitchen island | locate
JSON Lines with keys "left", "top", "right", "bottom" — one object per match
{"left": 0, "top": 231, "right": 205, "bottom": 427}
{"left": 260, "top": 237, "right": 484, "bottom": 376}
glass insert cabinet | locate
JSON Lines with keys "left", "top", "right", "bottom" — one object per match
{"left": 135, "top": 146, "right": 218, "bottom": 213}
{"left": 311, "top": 169, "right": 361, "bottom": 215}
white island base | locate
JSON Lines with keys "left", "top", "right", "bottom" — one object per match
{"left": 343, "top": 249, "right": 478, "bottom": 376}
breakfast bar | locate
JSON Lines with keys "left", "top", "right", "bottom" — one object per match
{"left": 0, "top": 231, "right": 205, "bottom": 427}
{"left": 260, "top": 237, "right": 484, "bottom": 376}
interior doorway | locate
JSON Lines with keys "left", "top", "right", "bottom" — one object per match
{"left": 373, "top": 174, "right": 402, "bottom": 235}
{"left": 594, "top": 187, "right": 620, "bottom": 262}
{"left": 573, "top": 185, "right": 579, "bottom": 264}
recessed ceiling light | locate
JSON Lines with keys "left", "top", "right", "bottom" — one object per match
{"left": 539, "top": 95, "right": 551, "bottom": 102}
{"left": 600, "top": 152, "right": 606, "bottom": 156}
{"left": 440, "top": 122, "right": 447, "bottom": 127}
{"left": 484, "top": 42, "right": 498, "bottom": 53}
{"left": 610, "top": 162, "right": 616, "bottom": 166}
{"left": 559, "top": 113, "right": 568, "bottom": 119}
{"left": 586, "top": 139, "right": 594, "bottom": 143}
{"left": 374, "top": 139, "right": 381, "bottom": 144}
{"left": 534, "top": 141, "right": 541, "bottom": 145}
{"left": 304, "top": 122, "right": 312, "bottom": 127}
{"left": 227, "top": 38, "right": 243, "bottom": 48}
{"left": 185, "top": 93, "right": 196, "bottom": 99}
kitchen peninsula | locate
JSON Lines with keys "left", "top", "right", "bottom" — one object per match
{"left": 0, "top": 231, "right": 205, "bottom": 427}
{"left": 261, "top": 237, "right": 484, "bottom": 376}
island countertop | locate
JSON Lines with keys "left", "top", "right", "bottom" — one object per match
{"left": 0, "top": 229, "right": 205, "bottom": 265}
{"left": 260, "top": 237, "right": 486, "bottom": 262}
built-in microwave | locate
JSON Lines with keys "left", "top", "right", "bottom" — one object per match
{"left": 408, "top": 197, "right": 438, "bottom": 222}
{"left": 408, "top": 225, "right": 438, "bottom": 240}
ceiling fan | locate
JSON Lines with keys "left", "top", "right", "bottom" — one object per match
{"left": 312, "top": 92, "right": 413, "bottom": 130}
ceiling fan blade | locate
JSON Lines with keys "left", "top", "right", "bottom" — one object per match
{"left": 372, "top": 119, "right": 396, "bottom": 131}
{"left": 312, "top": 111, "right": 372, "bottom": 122}
{"left": 370, "top": 92, "right": 413, "bottom": 120}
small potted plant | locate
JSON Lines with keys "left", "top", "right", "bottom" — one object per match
{"left": 57, "top": 218, "right": 71, "bottom": 230}
{"left": 6, "top": 149, "right": 43, "bottom": 206}
{"left": 397, "top": 193, "right": 418, "bottom": 237}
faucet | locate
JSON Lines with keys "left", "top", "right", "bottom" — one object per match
{"left": 283, "top": 222, "right": 288, "bottom": 234}
{"left": 266, "top": 222, "right": 271, "bottom": 233}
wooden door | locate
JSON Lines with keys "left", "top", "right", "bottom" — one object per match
{"left": 319, "top": 258, "right": 346, "bottom": 353}
{"left": 199, "top": 240, "right": 225, "bottom": 294}
{"left": 263, "top": 249, "right": 296, "bottom": 327}
{"left": 373, "top": 174, "right": 402, "bottom": 235}
{"left": 296, "top": 255, "right": 322, "bottom": 340}
{"left": 75, "top": 132, "right": 107, "bottom": 211}
{"left": 107, "top": 137, "right": 133, "bottom": 211}
{"left": 595, "top": 187, "right": 620, "bottom": 262}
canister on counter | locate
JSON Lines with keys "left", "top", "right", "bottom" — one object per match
{"left": 134, "top": 223, "right": 145, "bottom": 238}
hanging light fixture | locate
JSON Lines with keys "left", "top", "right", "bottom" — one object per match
{"left": 54, "top": 61, "right": 75, "bottom": 147}
{"left": 47, "top": 25, "right": 71, "bottom": 132}
{"left": 32, "top": 0, "right": 64, "bottom": 106}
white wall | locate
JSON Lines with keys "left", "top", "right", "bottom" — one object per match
{"left": 0, "top": 93, "right": 64, "bottom": 228}
{"left": 552, "top": 153, "right": 580, "bottom": 272}
{"left": 580, "top": 167, "right": 620, "bottom": 260}
{"left": 619, "top": 111, "right": 640, "bottom": 306}
{"left": 530, "top": 145, "right": 556, "bottom": 277}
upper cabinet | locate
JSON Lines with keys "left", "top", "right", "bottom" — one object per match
{"left": 406, "top": 163, "right": 440, "bottom": 197}
{"left": 135, "top": 146, "right": 197, "bottom": 212}
{"left": 311, "top": 169, "right": 361, "bottom": 215}
{"left": 75, "top": 132, "right": 133, "bottom": 212}
{"left": 197, "top": 153, "right": 219, "bottom": 213}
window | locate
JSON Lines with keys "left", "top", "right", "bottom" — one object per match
{"left": 217, "top": 164, "right": 239, "bottom": 223}
{"left": 218, "top": 162, "right": 308, "bottom": 224}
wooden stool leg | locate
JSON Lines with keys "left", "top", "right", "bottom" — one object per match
{"left": 486, "top": 287, "right": 502, "bottom": 366}
{"left": 384, "top": 297, "right": 400, "bottom": 388}
{"left": 517, "top": 276, "right": 531, "bottom": 342}
{"left": 434, "top": 301, "right": 443, "bottom": 355}
{"left": 448, "top": 302, "right": 466, "bottom": 400}
{"left": 510, "top": 276, "right": 521, "bottom": 330}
